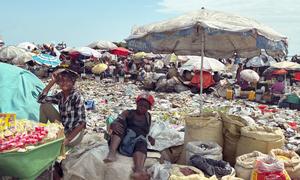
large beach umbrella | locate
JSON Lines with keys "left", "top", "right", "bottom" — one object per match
{"left": 32, "top": 54, "right": 61, "bottom": 67}
{"left": 181, "top": 56, "right": 226, "bottom": 72}
{"left": 126, "top": 9, "right": 287, "bottom": 111}
{"left": 17, "top": 42, "right": 37, "bottom": 51}
{"left": 126, "top": 9, "right": 287, "bottom": 58}
{"left": 240, "top": 69, "right": 260, "bottom": 82}
{"left": 74, "top": 47, "right": 102, "bottom": 58}
{"left": 88, "top": 40, "right": 117, "bottom": 50}
{"left": 0, "top": 46, "right": 26, "bottom": 61}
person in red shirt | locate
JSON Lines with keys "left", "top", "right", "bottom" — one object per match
{"left": 190, "top": 70, "right": 215, "bottom": 93}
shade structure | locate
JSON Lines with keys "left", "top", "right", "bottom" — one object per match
{"left": 74, "top": 47, "right": 102, "bottom": 58}
{"left": 246, "top": 54, "right": 276, "bottom": 68}
{"left": 126, "top": 9, "right": 287, "bottom": 112}
{"left": 181, "top": 56, "right": 226, "bottom": 72}
{"left": 271, "top": 61, "right": 300, "bottom": 70}
{"left": 12, "top": 52, "right": 35, "bottom": 65}
{"left": 272, "top": 69, "right": 288, "bottom": 75}
{"left": 126, "top": 9, "right": 287, "bottom": 59}
{"left": 32, "top": 54, "right": 61, "bottom": 67}
{"left": 17, "top": 42, "right": 37, "bottom": 51}
{"left": 0, "top": 62, "right": 45, "bottom": 121}
{"left": 92, "top": 63, "right": 108, "bottom": 74}
{"left": 88, "top": 40, "right": 117, "bottom": 50}
{"left": 0, "top": 46, "right": 26, "bottom": 61}
{"left": 240, "top": 69, "right": 260, "bottom": 82}
{"left": 110, "top": 47, "right": 132, "bottom": 56}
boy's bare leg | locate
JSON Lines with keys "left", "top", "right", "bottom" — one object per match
{"left": 104, "top": 135, "right": 121, "bottom": 163}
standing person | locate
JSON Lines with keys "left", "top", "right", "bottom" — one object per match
{"left": 129, "top": 60, "right": 138, "bottom": 82}
{"left": 232, "top": 52, "right": 240, "bottom": 79}
{"left": 104, "top": 93, "right": 155, "bottom": 179}
{"left": 38, "top": 69, "right": 86, "bottom": 147}
{"left": 236, "top": 63, "right": 243, "bottom": 84}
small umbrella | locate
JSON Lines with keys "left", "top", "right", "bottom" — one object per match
{"left": 92, "top": 63, "right": 108, "bottom": 74}
{"left": 17, "top": 42, "right": 37, "bottom": 51}
{"left": 61, "top": 47, "right": 75, "bottom": 53}
{"left": 240, "top": 69, "right": 260, "bottom": 82}
{"left": 133, "top": 52, "right": 147, "bottom": 59}
{"left": 166, "top": 53, "right": 178, "bottom": 63}
{"left": 272, "top": 69, "right": 288, "bottom": 75}
{"left": 32, "top": 54, "right": 61, "bottom": 67}
{"left": 0, "top": 46, "right": 26, "bottom": 61}
{"left": 110, "top": 47, "right": 132, "bottom": 56}
{"left": 181, "top": 56, "right": 226, "bottom": 72}
{"left": 12, "top": 52, "right": 35, "bottom": 65}
{"left": 74, "top": 47, "right": 102, "bottom": 58}
{"left": 88, "top": 41, "right": 117, "bottom": 50}
{"left": 246, "top": 54, "right": 276, "bottom": 68}
{"left": 271, "top": 61, "right": 300, "bottom": 70}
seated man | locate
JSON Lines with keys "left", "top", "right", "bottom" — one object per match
{"left": 104, "top": 93, "right": 155, "bottom": 179}
{"left": 190, "top": 70, "right": 215, "bottom": 93}
{"left": 38, "top": 69, "right": 86, "bottom": 147}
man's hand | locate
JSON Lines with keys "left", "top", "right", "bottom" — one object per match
{"left": 63, "top": 138, "right": 70, "bottom": 146}
{"left": 51, "top": 69, "right": 64, "bottom": 82}
{"left": 148, "top": 136, "right": 155, "bottom": 146}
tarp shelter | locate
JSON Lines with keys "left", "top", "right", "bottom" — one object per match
{"left": 0, "top": 63, "right": 45, "bottom": 121}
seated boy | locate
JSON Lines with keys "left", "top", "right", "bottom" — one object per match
{"left": 104, "top": 93, "right": 155, "bottom": 179}
{"left": 38, "top": 69, "right": 86, "bottom": 147}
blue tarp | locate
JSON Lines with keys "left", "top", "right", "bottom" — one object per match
{"left": 0, "top": 63, "right": 45, "bottom": 121}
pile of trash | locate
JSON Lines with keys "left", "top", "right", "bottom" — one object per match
{"left": 58, "top": 78, "right": 300, "bottom": 152}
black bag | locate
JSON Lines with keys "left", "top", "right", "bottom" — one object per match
{"left": 190, "top": 155, "right": 232, "bottom": 178}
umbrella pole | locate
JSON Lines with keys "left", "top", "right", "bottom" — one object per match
{"left": 200, "top": 32, "right": 204, "bottom": 114}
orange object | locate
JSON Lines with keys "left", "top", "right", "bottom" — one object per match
{"left": 272, "top": 69, "right": 288, "bottom": 75}
{"left": 226, "top": 89, "right": 233, "bottom": 100}
{"left": 190, "top": 71, "right": 215, "bottom": 89}
{"left": 248, "top": 91, "right": 256, "bottom": 101}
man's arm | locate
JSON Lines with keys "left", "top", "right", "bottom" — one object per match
{"left": 37, "top": 71, "right": 62, "bottom": 104}
{"left": 65, "top": 122, "right": 86, "bottom": 144}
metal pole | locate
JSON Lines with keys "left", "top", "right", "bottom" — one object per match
{"left": 200, "top": 31, "right": 204, "bottom": 113}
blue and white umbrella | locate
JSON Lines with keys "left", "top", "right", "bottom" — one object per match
{"left": 32, "top": 53, "right": 61, "bottom": 67}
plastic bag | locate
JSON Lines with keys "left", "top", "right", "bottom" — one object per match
{"left": 251, "top": 156, "right": 291, "bottom": 180}
{"left": 186, "top": 141, "right": 222, "bottom": 163}
{"left": 269, "top": 149, "right": 300, "bottom": 179}
{"left": 148, "top": 121, "right": 184, "bottom": 151}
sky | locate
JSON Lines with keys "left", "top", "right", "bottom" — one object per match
{"left": 1, "top": 0, "right": 299, "bottom": 55}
